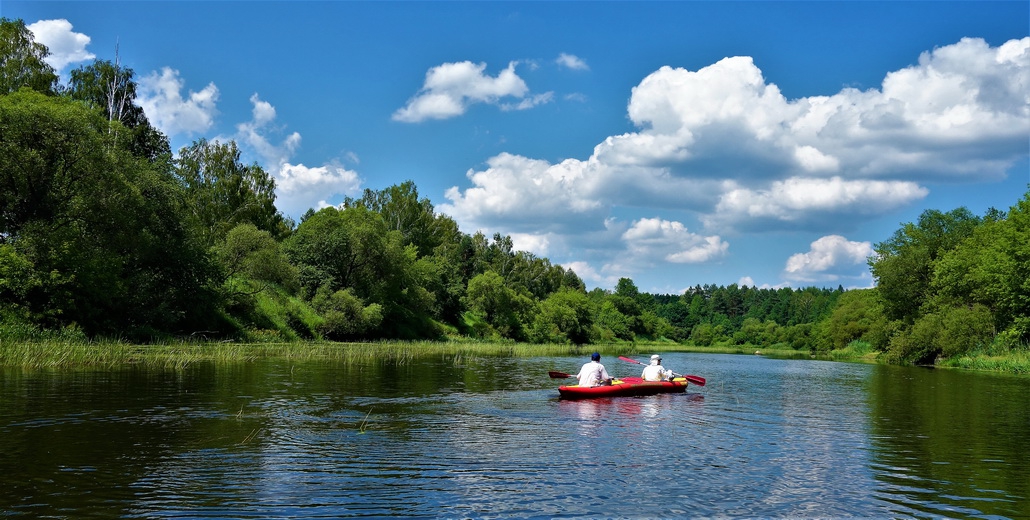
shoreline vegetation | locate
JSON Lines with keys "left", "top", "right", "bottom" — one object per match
{"left": 2, "top": 339, "right": 1026, "bottom": 375}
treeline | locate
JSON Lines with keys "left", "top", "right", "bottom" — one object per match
{"left": 863, "top": 201, "right": 1030, "bottom": 364}
{"left": 2, "top": 19, "right": 1027, "bottom": 365}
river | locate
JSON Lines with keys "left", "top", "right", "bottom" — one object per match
{"left": 1, "top": 352, "right": 1027, "bottom": 518}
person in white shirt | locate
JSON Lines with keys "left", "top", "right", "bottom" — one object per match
{"left": 577, "top": 352, "right": 612, "bottom": 387}
{"left": 641, "top": 354, "right": 670, "bottom": 381}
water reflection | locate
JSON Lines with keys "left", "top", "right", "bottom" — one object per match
{"left": 1, "top": 354, "right": 1027, "bottom": 518}
{"left": 867, "top": 364, "right": 1030, "bottom": 519}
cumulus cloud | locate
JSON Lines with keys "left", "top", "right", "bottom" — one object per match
{"left": 230, "top": 95, "right": 362, "bottom": 217}
{"left": 275, "top": 162, "right": 362, "bottom": 217}
{"left": 784, "top": 235, "right": 874, "bottom": 283}
{"left": 703, "top": 176, "right": 929, "bottom": 232}
{"left": 393, "top": 61, "right": 552, "bottom": 122}
{"left": 440, "top": 152, "right": 606, "bottom": 232}
{"left": 441, "top": 37, "right": 1027, "bottom": 282}
{"left": 556, "top": 53, "right": 589, "bottom": 71}
{"left": 137, "top": 67, "right": 219, "bottom": 136}
{"left": 622, "top": 218, "right": 728, "bottom": 264}
{"left": 509, "top": 232, "right": 551, "bottom": 256}
{"left": 26, "top": 19, "right": 94, "bottom": 71}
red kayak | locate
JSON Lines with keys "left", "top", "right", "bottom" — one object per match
{"left": 558, "top": 376, "right": 689, "bottom": 400}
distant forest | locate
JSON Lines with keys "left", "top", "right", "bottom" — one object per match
{"left": 2, "top": 18, "right": 1027, "bottom": 365}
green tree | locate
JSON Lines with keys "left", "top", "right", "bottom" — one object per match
{"left": 66, "top": 57, "right": 171, "bottom": 161}
{"left": 505, "top": 252, "right": 566, "bottom": 300}
{"left": 0, "top": 18, "right": 59, "bottom": 95}
{"left": 615, "top": 277, "right": 640, "bottom": 300}
{"left": 345, "top": 180, "right": 458, "bottom": 258}
{"left": 311, "top": 286, "right": 383, "bottom": 340}
{"left": 0, "top": 90, "right": 220, "bottom": 336}
{"left": 733, "top": 317, "right": 779, "bottom": 346}
{"left": 818, "top": 289, "right": 890, "bottom": 352}
{"left": 175, "top": 139, "right": 289, "bottom": 246}
{"left": 931, "top": 191, "right": 1030, "bottom": 346}
{"left": 531, "top": 287, "right": 594, "bottom": 344}
{"left": 870, "top": 208, "right": 981, "bottom": 322}
{"left": 463, "top": 270, "right": 531, "bottom": 340}
{"left": 213, "top": 223, "right": 299, "bottom": 296}
{"left": 595, "top": 299, "right": 634, "bottom": 341}
{"left": 284, "top": 206, "right": 437, "bottom": 338}
{"left": 689, "top": 322, "right": 717, "bottom": 346}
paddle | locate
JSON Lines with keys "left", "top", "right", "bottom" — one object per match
{"left": 617, "top": 356, "right": 707, "bottom": 386}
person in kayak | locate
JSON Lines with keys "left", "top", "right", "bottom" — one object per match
{"left": 577, "top": 352, "right": 612, "bottom": 387}
{"left": 641, "top": 354, "right": 670, "bottom": 381}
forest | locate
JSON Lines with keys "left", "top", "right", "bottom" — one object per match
{"left": 2, "top": 18, "right": 1028, "bottom": 367}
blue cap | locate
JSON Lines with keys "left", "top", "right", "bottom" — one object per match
{"left": 591, "top": 352, "right": 600, "bottom": 361}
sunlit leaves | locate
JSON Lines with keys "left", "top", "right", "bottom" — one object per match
{"left": 0, "top": 18, "right": 58, "bottom": 95}
{"left": 175, "top": 138, "right": 287, "bottom": 246}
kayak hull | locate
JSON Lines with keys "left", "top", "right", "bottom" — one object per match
{"left": 558, "top": 376, "right": 688, "bottom": 400}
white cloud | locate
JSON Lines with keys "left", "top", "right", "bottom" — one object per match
{"left": 26, "top": 19, "right": 94, "bottom": 71}
{"left": 564, "top": 260, "right": 619, "bottom": 289}
{"left": 137, "top": 67, "right": 219, "bottom": 136}
{"left": 622, "top": 218, "right": 728, "bottom": 264}
{"left": 439, "top": 152, "right": 606, "bottom": 232}
{"left": 236, "top": 93, "right": 301, "bottom": 168}
{"left": 704, "top": 176, "right": 929, "bottom": 232}
{"left": 500, "top": 91, "right": 555, "bottom": 111}
{"left": 228, "top": 94, "right": 362, "bottom": 218}
{"left": 443, "top": 36, "right": 1026, "bottom": 253}
{"left": 393, "top": 61, "right": 552, "bottom": 122}
{"left": 784, "top": 235, "right": 874, "bottom": 283}
{"left": 509, "top": 232, "right": 551, "bottom": 256}
{"left": 556, "top": 53, "right": 589, "bottom": 71}
{"left": 275, "top": 162, "right": 362, "bottom": 217}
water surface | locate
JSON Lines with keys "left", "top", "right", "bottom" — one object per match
{"left": 1, "top": 353, "right": 1027, "bottom": 518}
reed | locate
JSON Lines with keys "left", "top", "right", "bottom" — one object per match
{"left": 0, "top": 339, "right": 592, "bottom": 369}
{"left": 940, "top": 349, "right": 1030, "bottom": 374}
{"left": 5, "top": 338, "right": 1026, "bottom": 374}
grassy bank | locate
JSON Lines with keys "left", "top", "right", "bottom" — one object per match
{"left": 0, "top": 337, "right": 837, "bottom": 370}
{"left": 2, "top": 338, "right": 1027, "bottom": 375}
{"left": 938, "top": 349, "right": 1030, "bottom": 374}
{"left": 0, "top": 339, "right": 631, "bottom": 369}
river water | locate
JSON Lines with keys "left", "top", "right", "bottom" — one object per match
{"left": 1, "top": 352, "right": 1027, "bottom": 518}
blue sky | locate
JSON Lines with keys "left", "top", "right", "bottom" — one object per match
{"left": 6, "top": 1, "right": 1029, "bottom": 294}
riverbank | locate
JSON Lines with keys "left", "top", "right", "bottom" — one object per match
{"left": 1, "top": 339, "right": 1026, "bottom": 375}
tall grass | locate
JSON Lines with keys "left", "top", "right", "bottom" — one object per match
{"left": 0, "top": 339, "right": 137, "bottom": 368}
{"left": 940, "top": 346, "right": 1030, "bottom": 374}
{"left": 0, "top": 339, "right": 605, "bottom": 369}
{"left": 5, "top": 337, "right": 1027, "bottom": 374}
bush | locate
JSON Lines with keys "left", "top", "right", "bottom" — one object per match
{"left": 0, "top": 313, "right": 87, "bottom": 343}
{"left": 311, "top": 286, "right": 383, "bottom": 340}
{"left": 937, "top": 304, "right": 995, "bottom": 358}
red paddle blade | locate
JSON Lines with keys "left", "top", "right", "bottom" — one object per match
{"left": 618, "top": 356, "right": 643, "bottom": 365}
{"left": 549, "top": 371, "right": 573, "bottom": 379}
{"left": 685, "top": 375, "right": 706, "bottom": 386}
